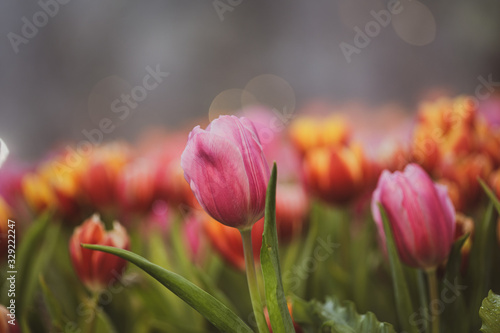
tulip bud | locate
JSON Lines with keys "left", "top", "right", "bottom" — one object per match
{"left": 303, "top": 143, "right": 367, "bottom": 205}
{"left": 181, "top": 116, "right": 270, "bottom": 229}
{"left": 371, "top": 164, "right": 456, "bottom": 269}
{"left": 69, "top": 214, "right": 129, "bottom": 292}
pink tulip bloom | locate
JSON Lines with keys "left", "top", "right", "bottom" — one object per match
{"left": 371, "top": 163, "right": 456, "bottom": 269}
{"left": 181, "top": 116, "right": 270, "bottom": 229}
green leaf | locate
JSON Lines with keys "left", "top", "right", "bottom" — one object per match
{"left": 292, "top": 296, "right": 396, "bottom": 333}
{"left": 82, "top": 244, "right": 253, "bottom": 333}
{"left": 39, "top": 275, "right": 66, "bottom": 331}
{"left": 468, "top": 202, "right": 496, "bottom": 330}
{"left": 260, "top": 163, "right": 295, "bottom": 333}
{"left": 480, "top": 291, "right": 500, "bottom": 332}
{"left": 479, "top": 178, "right": 500, "bottom": 215}
{"left": 377, "top": 204, "right": 418, "bottom": 333}
{"left": 21, "top": 222, "right": 61, "bottom": 316}
{"left": 441, "top": 234, "right": 469, "bottom": 333}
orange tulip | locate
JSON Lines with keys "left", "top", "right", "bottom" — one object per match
{"left": 289, "top": 115, "right": 350, "bottom": 155}
{"left": 303, "top": 143, "right": 368, "bottom": 205}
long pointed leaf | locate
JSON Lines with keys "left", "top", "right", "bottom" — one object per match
{"left": 378, "top": 204, "right": 418, "bottom": 333}
{"left": 260, "top": 163, "right": 295, "bottom": 333}
{"left": 82, "top": 244, "right": 253, "bottom": 333}
{"left": 479, "top": 178, "right": 500, "bottom": 214}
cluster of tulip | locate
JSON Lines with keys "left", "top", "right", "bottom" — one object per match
{"left": 0, "top": 95, "right": 499, "bottom": 333}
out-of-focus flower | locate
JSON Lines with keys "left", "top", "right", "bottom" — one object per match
{"left": 69, "top": 214, "right": 129, "bottom": 292}
{"left": 439, "top": 154, "right": 493, "bottom": 207}
{"left": 203, "top": 215, "right": 263, "bottom": 270}
{"left": 156, "top": 155, "right": 197, "bottom": 208}
{"left": 289, "top": 115, "right": 350, "bottom": 155}
{"left": 303, "top": 143, "right": 368, "bottom": 205}
{"left": 275, "top": 183, "right": 308, "bottom": 241}
{"left": 437, "top": 179, "right": 464, "bottom": 212}
{"left": 117, "top": 159, "right": 156, "bottom": 213}
{"left": 21, "top": 173, "right": 57, "bottom": 213}
{"left": 0, "top": 139, "right": 8, "bottom": 169}
{"left": 181, "top": 115, "right": 270, "bottom": 229}
{"left": 183, "top": 213, "right": 206, "bottom": 264}
{"left": 371, "top": 164, "right": 456, "bottom": 269}
{"left": 37, "top": 156, "right": 84, "bottom": 219}
{"left": 80, "top": 144, "right": 129, "bottom": 210}
{"left": 264, "top": 300, "right": 302, "bottom": 333}
{"left": 412, "top": 96, "right": 478, "bottom": 171}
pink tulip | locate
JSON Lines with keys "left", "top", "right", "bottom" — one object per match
{"left": 181, "top": 115, "right": 270, "bottom": 229}
{"left": 371, "top": 163, "right": 456, "bottom": 269}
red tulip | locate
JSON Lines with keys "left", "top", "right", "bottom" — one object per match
{"left": 371, "top": 164, "right": 456, "bottom": 269}
{"left": 181, "top": 115, "right": 270, "bottom": 229}
{"left": 69, "top": 214, "right": 129, "bottom": 292}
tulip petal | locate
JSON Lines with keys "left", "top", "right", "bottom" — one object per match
{"left": 208, "top": 116, "right": 270, "bottom": 219}
{"left": 181, "top": 130, "right": 253, "bottom": 228}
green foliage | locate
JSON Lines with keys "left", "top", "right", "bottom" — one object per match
{"left": 82, "top": 244, "right": 253, "bottom": 333}
{"left": 292, "top": 296, "right": 396, "bottom": 333}
{"left": 479, "top": 291, "right": 500, "bottom": 332}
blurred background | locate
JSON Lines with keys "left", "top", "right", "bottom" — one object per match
{"left": 1, "top": 0, "right": 500, "bottom": 161}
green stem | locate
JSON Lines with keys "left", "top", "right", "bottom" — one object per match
{"left": 85, "top": 292, "right": 100, "bottom": 333}
{"left": 426, "top": 269, "right": 439, "bottom": 333}
{"left": 240, "top": 228, "right": 269, "bottom": 333}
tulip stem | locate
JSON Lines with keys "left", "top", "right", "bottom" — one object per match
{"left": 426, "top": 269, "right": 439, "bottom": 333}
{"left": 240, "top": 228, "right": 268, "bottom": 333}
{"left": 85, "top": 292, "right": 100, "bottom": 333}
